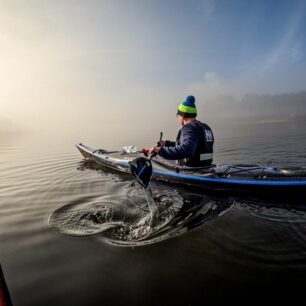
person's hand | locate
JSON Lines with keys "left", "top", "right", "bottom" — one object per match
{"left": 149, "top": 146, "right": 161, "bottom": 154}
{"left": 157, "top": 140, "right": 165, "bottom": 147}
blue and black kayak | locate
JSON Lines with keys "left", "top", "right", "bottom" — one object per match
{"left": 76, "top": 143, "right": 306, "bottom": 197}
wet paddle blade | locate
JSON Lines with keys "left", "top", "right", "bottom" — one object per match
{"left": 129, "top": 157, "right": 153, "bottom": 188}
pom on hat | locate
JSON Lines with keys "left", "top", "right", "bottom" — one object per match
{"left": 184, "top": 95, "right": 195, "bottom": 106}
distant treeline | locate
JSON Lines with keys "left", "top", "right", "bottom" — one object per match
{"left": 202, "top": 91, "right": 306, "bottom": 119}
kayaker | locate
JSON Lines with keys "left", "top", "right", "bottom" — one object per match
{"left": 149, "top": 95, "right": 214, "bottom": 167}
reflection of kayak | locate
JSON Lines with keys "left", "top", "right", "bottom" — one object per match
{"left": 76, "top": 143, "right": 306, "bottom": 197}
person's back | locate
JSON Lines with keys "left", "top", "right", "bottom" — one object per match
{"left": 150, "top": 95, "right": 214, "bottom": 167}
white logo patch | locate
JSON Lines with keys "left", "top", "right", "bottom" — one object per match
{"left": 205, "top": 129, "right": 213, "bottom": 142}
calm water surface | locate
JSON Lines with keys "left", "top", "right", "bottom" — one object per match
{"left": 1, "top": 120, "right": 306, "bottom": 305}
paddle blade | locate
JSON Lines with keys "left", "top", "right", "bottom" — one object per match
{"left": 129, "top": 157, "right": 152, "bottom": 188}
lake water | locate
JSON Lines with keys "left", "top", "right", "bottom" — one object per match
{"left": 1, "top": 119, "right": 306, "bottom": 305}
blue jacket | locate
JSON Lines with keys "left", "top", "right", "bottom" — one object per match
{"left": 158, "top": 120, "right": 214, "bottom": 164}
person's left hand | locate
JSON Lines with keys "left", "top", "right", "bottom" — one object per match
{"left": 149, "top": 146, "right": 161, "bottom": 154}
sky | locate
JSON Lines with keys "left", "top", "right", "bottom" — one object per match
{"left": 0, "top": 0, "right": 305, "bottom": 137}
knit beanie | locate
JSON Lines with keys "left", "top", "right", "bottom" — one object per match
{"left": 177, "top": 95, "right": 197, "bottom": 118}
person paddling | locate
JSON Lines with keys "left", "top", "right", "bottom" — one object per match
{"left": 149, "top": 95, "right": 214, "bottom": 167}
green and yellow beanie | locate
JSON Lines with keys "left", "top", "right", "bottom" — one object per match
{"left": 177, "top": 95, "right": 197, "bottom": 118}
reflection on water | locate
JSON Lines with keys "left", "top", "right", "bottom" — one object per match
{"left": 236, "top": 198, "right": 306, "bottom": 223}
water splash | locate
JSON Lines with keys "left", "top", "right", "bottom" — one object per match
{"left": 105, "top": 193, "right": 233, "bottom": 246}
{"left": 49, "top": 185, "right": 184, "bottom": 241}
{"left": 106, "top": 184, "right": 184, "bottom": 242}
{"left": 49, "top": 182, "right": 233, "bottom": 246}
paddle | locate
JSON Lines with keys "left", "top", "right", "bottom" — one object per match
{"left": 129, "top": 132, "right": 163, "bottom": 188}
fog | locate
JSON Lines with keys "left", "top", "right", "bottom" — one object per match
{"left": 200, "top": 91, "right": 306, "bottom": 120}
{"left": 0, "top": 1, "right": 305, "bottom": 146}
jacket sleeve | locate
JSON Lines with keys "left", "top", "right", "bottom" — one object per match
{"left": 165, "top": 140, "right": 176, "bottom": 147}
{"left": 158, "top": 125, "right": 198, "bottom": 160}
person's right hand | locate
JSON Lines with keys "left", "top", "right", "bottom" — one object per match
{"left": 149, "top": 146, "right": 161, "bottom": 154}
{"left": 157, "top": 140, "right": 165, "bottom": 147}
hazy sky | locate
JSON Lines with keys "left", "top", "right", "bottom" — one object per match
{"left": 0, "top": 0, "right": 305, "bottom": 136}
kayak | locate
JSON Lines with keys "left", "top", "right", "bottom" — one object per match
{"left": 76, "top": 143, "right": 306, "bottom": 197}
